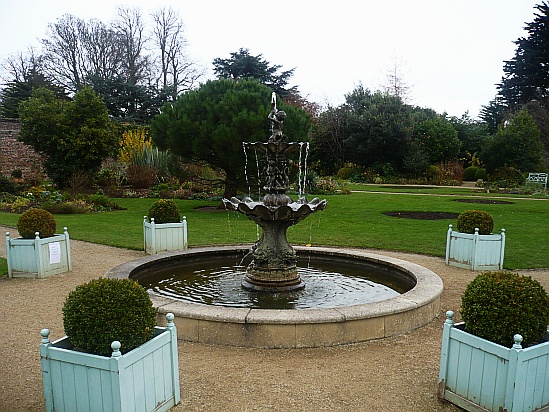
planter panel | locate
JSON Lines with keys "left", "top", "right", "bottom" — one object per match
{"left": 6, "top": 229, "right": 72, "bottom": 278}
{"left": 143, "top": 218, "right": 188, "bottom": 255}
{"left": 445, "top": 225, "right": 505, "bottom": 270}
{"left": 40, "top": 314, "right": 180, "bottom": 412}
{"left": 439, "top": 311, "right": 549, "bottom": 412}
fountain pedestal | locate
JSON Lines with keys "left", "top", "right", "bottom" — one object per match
{"left": 223, "top": 93, "right": 326, "bottom": 293}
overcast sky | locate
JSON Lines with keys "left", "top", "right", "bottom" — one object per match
{"left": 0, "top": 0, "right": 541, "bottom": 118}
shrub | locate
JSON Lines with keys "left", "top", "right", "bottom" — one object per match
{"left": 17, "top": 208, "right": 56, "bottom": 238}
{"left": 10, "top": 169, "right": 22, "bottom": 179}
{"left": 461, "top": 271, "right": 549, "bottom": 347}
{"left": 62, "top": 278, "right": 157, "bottom": 356}
{"left": 474, "top": 167, "right": 487, "bottom": 180}
{"left": 148, "top": 199, "right": 181, "bottom": 223}
{"left": 126, "top": 164, "right": 157, "bottom": 189}
{"left": 0, "top": 175, "right": 18, "bottom": 194}
{"left": 463, "top": 166, "right": 479, "bottom": 181}
{"left": 456, "top": 209, "right": 494, "bottom": 235}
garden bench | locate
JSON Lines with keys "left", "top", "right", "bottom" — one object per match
{"left": 526, "top": 172, "right": 547, "bottom": 189}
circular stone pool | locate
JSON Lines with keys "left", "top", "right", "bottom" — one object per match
{"left": 106, "top": 246, "right": 443, "bottom": 348}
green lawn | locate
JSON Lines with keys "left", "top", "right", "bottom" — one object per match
{"left": 0, "top": 191, "right": 547, "bottom": 273}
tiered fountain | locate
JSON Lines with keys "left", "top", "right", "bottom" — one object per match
{"left": 223, "top": 93, "right": 326, "bottom": 292}
{"left": 107, "top": 92, "right": 443, "bottom": 348}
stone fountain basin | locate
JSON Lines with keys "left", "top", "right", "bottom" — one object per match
{"left": 106, "top": 246, "right": 443, "bottom": 348}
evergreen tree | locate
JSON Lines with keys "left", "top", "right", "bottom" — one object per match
{"left": 212, "top": 48, "right": 298, "bottom": 99}
{"left": 18, "top": 87, "right": 118, "bottom": 187}
{"left": 498, "top": 2, "right": 549, "bottom": 108}
{"left": 151, "top": 78, "right": 311, "bottom": 198}
{"left": 0, "top": 68, "right": 66, "bottom": 118}
{"left": 480, "top": 109, "right": 543, "bottom": 172}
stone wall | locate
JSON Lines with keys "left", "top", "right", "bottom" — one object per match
{"left": 0, "top": 118, "right": 45, "bottom": 181}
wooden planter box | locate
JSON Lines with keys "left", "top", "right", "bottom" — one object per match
{"left": 143, "top": 217, "right": 188, "bottom": 255}
{"left": 40, "top": 313, "right": 180, "bottom": 412}
{"left": 438, "top": 311, "right": 549, "bottom": 412}
{"left": 6, "top": 228, "right": 72, "bottom": 278}
{"left": 445, "top": 224, "right": 506, "bottom": 270}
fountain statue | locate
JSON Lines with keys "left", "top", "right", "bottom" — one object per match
{"left": 223, "top": 92, "right": 327, "bottom": 292}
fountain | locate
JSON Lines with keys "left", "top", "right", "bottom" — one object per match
{"left": 223, "top": 92, "right": 326, "bottom": 292}
{"left": 106, "top": 93, "right": 443, "bottom": 348}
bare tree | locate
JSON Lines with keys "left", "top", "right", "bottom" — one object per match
{"left": 382, "top": 53, "right": 413, "bottom": 103}
{"left": 151, "top": 6, "right": 202, "bottom": 98}
{"left": 1, "top": 47, "right": 44, "bottom": 83}
{"left": 113, "top": 6, "right": 149, "bottom": 86}
{"left": 41, "top": 14, "right": 87, "bottom": 92}
{"left": 81, "top": 19, "right": 124, "bottom": 80}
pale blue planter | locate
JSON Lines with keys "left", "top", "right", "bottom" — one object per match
{"left": 445, "top": 224, "right": 505, "bottom": 270}
{"left": 143, "top": 217, "right": 188, "bottom": 255}
{"left": 438, "top": 311, "right": 549, "bottom": 412}
{"left": 40, "top": 313, "right": 180, "bottom": 412}
{"left": 6, "top": 228, "right": 72, "bottom": 278}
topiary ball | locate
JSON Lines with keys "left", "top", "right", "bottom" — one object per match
{"left": 456, "top": 209, "right": 494, "bottom": 235}
{"left": 17, "top": 208, "right": 57, "bottom": 239}
{"left": 461, "top": 271, "right": 549, "bottom": 347}
{"left": 147, "top": 199, "right": 181, "bottom": 224}
{"left": 62, "top": 278, "right": 157, "bottom": 356}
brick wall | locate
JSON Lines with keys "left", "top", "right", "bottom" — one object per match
{"left": 0, "top": 118, "right": 45, "bottom": 181}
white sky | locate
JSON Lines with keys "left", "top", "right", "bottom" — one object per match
{"left": 0, "top": 0, "right": 541, "bottom": 118}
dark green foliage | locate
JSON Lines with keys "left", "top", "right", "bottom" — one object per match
{"left": 416, "top": 115, "right": 461, "bottom": 164}
{"left": 461, "top": 271, "right": 549, "bottom": 347}
{"left": 456, "top": 210, "right": 494, "bottom": 235}
{"left": 17, "top": 208, "right": 56, "bottom": 238}
{"left": 62, "top": 278, "right": 157, "bottom": 356}
{"left": 18, "top": 87, "right": 118, "bottom": 188}
{"left": 0, "top": 69, "right": 67, "bottom": 118}
{"left": 10, "top": 169, "right": 22, "bottom": 179}
{"left": 498, "top": 3, "right": 549, "bottom": 108}
{"left": 151, "top": 78, "right": 311, "bottom": 198}
{"left": 212, "top": 48, "right": 298, "bottom": 99}
{"left": 0, "top": 175, "right": 18, "bottom": 194}
{"left": 474, "top": 168, "right": 487, "bottom": 180}
{"left": 489, "top": 166, "right": 526, "bottom": 188}
{"left": 480, "top": 110, "right": 543, "bottom": 173}
{"left": 148, "top": 199, "right": 181, "bottom": 223}
{"left": 463, "top": 166, "right": 479, "bottom": 181}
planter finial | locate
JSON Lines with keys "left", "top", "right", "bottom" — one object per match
{"left": 40, "top": 328, "right": 50, "bottom": 344}
{"left": 445, "top": 310, "right": 454, "bottom": 325}
{"left": 513, "top": 334, "right": 523, "bottom": 349}
{"left": 111, "top": 340, "right": 122, "bottom": 358}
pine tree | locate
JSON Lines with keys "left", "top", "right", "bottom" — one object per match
{"left": 498, "top": 2, "right": 549, "bottom": 108}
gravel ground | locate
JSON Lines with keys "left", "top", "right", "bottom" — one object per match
{"left": 1, "top": 225, "right": 548, "bottom": 412}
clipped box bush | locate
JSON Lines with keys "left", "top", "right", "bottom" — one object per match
{"left": 62, "top": 278, "right": 157, "bottom": 356}
{"left": 17, "top": 208, "right": 56, "bottom": 238}
{"left": 463, "top": 166, "right": 479, "bottom": 181}
{"left": 456, "top": 209, "right": 494, "bottom": 235}
{"left": 461, "top": 271, "right": 549, "bottom": 347}
{"left": 148, "top": 198, "right": 181, "bottom": 223}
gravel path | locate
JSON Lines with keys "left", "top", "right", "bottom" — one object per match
{"left": 1, "top": 225, "right": 547, "bottom": 412}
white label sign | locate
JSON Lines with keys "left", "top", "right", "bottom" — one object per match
{"left": 49, "top": 242, "right": 61, "bottom": 264}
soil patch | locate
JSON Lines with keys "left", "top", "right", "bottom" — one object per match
{"left": 383, "top": 211, "right": 459, "bottom": 220}
{"left": 453, "top": 198, "right": 514, "bottom": 205}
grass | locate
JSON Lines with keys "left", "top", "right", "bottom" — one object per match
{"left": 0, "top": 190, "right": 547, "bottom": 271}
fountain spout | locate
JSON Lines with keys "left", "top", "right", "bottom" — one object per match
{"left": 223, "top": 93, "right": 326, "bottom": 292}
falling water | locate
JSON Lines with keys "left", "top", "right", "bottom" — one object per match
{"left": 242, "top": 142, "right": 251, "bottom": 198}
{"left": 298, "top": 143, "right": 304, "bottom": 197}
{"left": 303, "top": 142, "right": 309, "bottom": 195}
{"left": 253, "top": 145, "right": 260, "bottom": 201}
